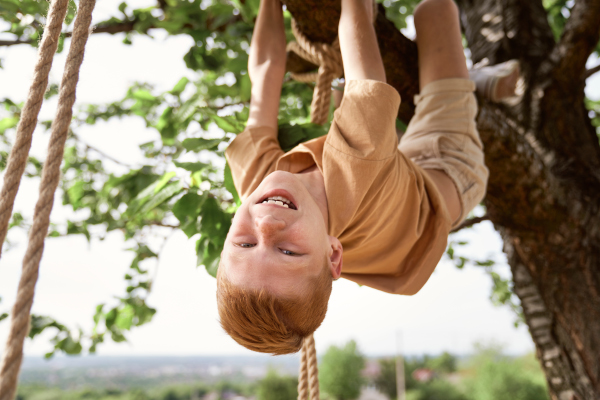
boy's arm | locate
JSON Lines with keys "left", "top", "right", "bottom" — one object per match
{"left": 338, "top": 0, "right": 386, "bottom": 82}
{"left": 246, "top": 0, "right": 287, "bottom": 130}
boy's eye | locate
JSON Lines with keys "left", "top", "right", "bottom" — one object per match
{"left": 280, "top": 249, "right": 298, "bottom": 256}
{"left": 239, "top": 243, "right": 255, "bottom": 248}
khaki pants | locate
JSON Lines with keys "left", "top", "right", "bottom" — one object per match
{"left": 398, "top": 78, "right": 489, "bottom": 226}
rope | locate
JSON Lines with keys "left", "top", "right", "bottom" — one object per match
{"left": 0, "top": 0, "right": 96, "bottom": 398}
{"left": 287, "top": 19, "right": 343, "bottom": 125}
{"left": 297, "top": 334, "right": 320, "bottom": 400}
{"left": 297, "top": 338, "right": 309, "bottom": 400}
{"left": 291, "top": 5, "right": 379, "bottom": 398}
{"left": 0, "top": 0, "right": 70, "bottom": 260}
{"left": 286, "top": 2, "right": 378, "bottom": 125}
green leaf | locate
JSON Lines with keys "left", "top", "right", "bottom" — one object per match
{"left": 182, "top": 137, "right": 222, "bottom": 152}
{"left": 277, "top": 122, "right": 327, "bottom": 152}
{"left": 110, "top": 328, "right": 127, "bottom": 343}
{"left": 239, "top": 73, "right": 251, "bottom": 102}
{"left": 173, "top": 192, "right": 206, "bottom": 237}
{"left": 115, "top": 305, "right": 135, "bottom": 330}
{"left": 132, "top": 89, "right": 156, "bottom": 101}
{"left": 28, "top": 315, "right": 67, "bottom": 339}
{"left": 56, "top": 336, "right": 83, "bottom": 355}
{"left": 174, "top": 161, "right": 210, "bottom": 172}
{"left": 0, "top": 116, "right": 19, "bottom": 134}
{"left": 93, "top": 304, "right": 104, "bottom": 325}
{"left": 210, "top": 114, "right": 245, "bottom": 134}
{"left": 446, "top": 245, "right": 454, "bottom": 260}
{"left": 139, "top": 181, "right": 183, "bottom": 214}
{"left": 170, "top": 77, "right": 189, "bottom": 95}
{"left": 224, "top": 162, "right": 241, "bottom": 206}
{"left": 154, "top": 171, "right": 176, "bottom": 193}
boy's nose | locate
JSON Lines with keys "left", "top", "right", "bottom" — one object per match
{"left": 254, "top": 215, "right": 286, "bottom": 237}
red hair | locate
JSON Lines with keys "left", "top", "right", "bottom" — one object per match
{"left": 216, "top": 260, "right": 332, "bottom": 355}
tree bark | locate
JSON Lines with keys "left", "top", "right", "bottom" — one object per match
{"left": 284, "top": 1, "right": 600, "bottom": 399}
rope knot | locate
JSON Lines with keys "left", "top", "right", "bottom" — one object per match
{"left": 287, "top": 19, "right": 343, "bottom": 125}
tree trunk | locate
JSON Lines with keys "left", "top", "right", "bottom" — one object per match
{"left": 283, "top": 1, "right": 600, "bottom": 399}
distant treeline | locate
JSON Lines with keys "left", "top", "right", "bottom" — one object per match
{"left": 17, "top": 343, "right": 550, "bottom": 400}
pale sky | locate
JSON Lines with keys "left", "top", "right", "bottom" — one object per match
{"left": 0, "top": 0, "right": 598, "bottom": 358}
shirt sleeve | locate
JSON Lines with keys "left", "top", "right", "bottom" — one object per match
{"left": 326, "top": 80, "right": 401, "bottom": 160}
{"left": 224, "top": 126, "right": 284, "bottom": 201}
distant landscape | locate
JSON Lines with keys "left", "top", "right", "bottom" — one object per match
{"left": 19, "top": 355, "right": 300, "bottom": 389}
{"left": 14, "top": 344, "right": 551, "bottom": 400}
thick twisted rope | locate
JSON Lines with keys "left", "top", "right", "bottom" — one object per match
{"left": 0, "top": 0, "right": 70, "bottom": 260}
{"left": 287, "top": 19, "right": 343, "bottom": 125}
{"left": 0, "top": 1, "right": 96, "bottom": 398}
{"left": 297, "top": 334, "right": 320, "bottom": 400}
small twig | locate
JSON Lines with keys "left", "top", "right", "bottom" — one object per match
{"left": 148, "top": 230, "right": 175, "bottom": 294}
{"left": 71, "top": 133, "right": 135, "bottom": 167}
{"left": 450, "top": 214, "right": 490, "bottom": 233}
{"left": 585, "top": 64, "right": 600, "bottom": 79}
{"left": 147, "top": 221, "right": 179, "bottom": 229}
{"left": 0, "top": 39, "right": 33, "bottom": 47}
{"left": 208, "top": 101, "right": 249, "bottom": 111}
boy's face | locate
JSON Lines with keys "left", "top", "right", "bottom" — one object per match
{"left": 221, "top": 171, "right": 341, "bottom": 296}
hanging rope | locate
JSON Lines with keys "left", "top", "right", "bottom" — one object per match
{"left": 292, "top": 6, "right": 379, "bottom": 399}
{"left": 297, "top": 333, "right": 320, "bottom": 400}
{"left": 0, "top": 0, "right": 71, "bottom": 260}
{"left": 286, "top": 2, "right": 378, "bottom": 126}
{"left": 286, "top": 19, "right": 343, "bottom": 125}
{"left": 0, "top": 0, "right": 96, "bottom": 398}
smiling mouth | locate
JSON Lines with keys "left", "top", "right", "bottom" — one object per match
{"left": 258, "top": 195, "right": 297, "bottom": 210}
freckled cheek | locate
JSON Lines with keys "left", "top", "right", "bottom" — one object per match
{"left": 292, "top": 217, "right": 325, "bottom": 244}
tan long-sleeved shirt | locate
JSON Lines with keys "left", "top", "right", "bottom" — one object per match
{"left": 225, "top": 80, "right": 451, "bottom": 295}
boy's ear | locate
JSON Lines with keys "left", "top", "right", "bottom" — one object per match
{"left": 327, "top": 235, "right": 343, "bottom": 279}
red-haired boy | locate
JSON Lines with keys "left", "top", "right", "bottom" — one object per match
{"left": 218, "top": 0, "right": 515, "bottom": 354}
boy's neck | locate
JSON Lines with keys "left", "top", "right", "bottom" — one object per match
{"left": 295, "top": 165, "right": 329, "bottom": 229}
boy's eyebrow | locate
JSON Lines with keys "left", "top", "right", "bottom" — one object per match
{"left": 226, "top": 247, "right": 313, "bottom": 270}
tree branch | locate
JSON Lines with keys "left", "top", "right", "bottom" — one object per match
{"left": 0, "top": 12, "right": 242, "bottom": 47}
{"left": 0, "top": 39, "right": 34, "bottom": 47}
{"left": 450, "top": 214, "right": 490, "bottom": 233}
{"left": 586, "top": 64, "right": 600, "bottom": 79}
{"left": 147, "top": 221, "right": 179, "bottom": 229}
{"left": 0, "top": 20, "right": 139, "bottom": 47}
{"left": 72, "top": 133, "right": 135, "bottom": 167}
{"left": 553, "top": 0, "right": 600, "bottom": 81}
{"left": 282, "top": 1, "right": 419, "bottom": 122}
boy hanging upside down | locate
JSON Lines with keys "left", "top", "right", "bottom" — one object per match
{"left": 217, "top": 0, "right": 516, "bottom": 354}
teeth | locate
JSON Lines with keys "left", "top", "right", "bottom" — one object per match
{"left": 261, "top": 195, "right": 295, "bottom": 209}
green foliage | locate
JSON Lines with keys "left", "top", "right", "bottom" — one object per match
{"left": 374, "top": 358, "right": 398, "bottom": 399}
{"left": 406, "top": 380, "right": 469, "bottom": 400}
{"left": 375, "top": 352, "right": 459, "bottom": 399}
{"left": 585, "top": 98, "right": 600, "bottom": 140}
{"left": 277, "top": 122, "right": 327, "bottom": 152}
{"left": 256, "top": 369, "right": 298, "bottom": 400}
{"left": 463, "top": 344, "right": 550, "bottom": 400}
{"left": 319, "top": 340, "right": 365, "bottom": 400}
{"left": 426, "top": 351, "right": 457, "bottom": 374}
{"left": 16, "top": 384, "right": 213, "bottom": 400}
{"left": 380, "top": 0, "right": 419, "bottom": 32}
